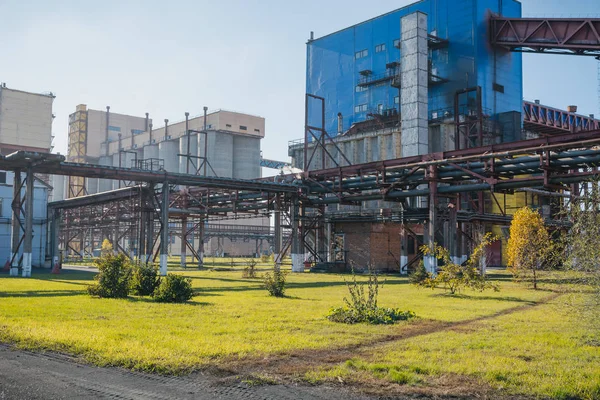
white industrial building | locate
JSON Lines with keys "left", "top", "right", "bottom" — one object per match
{"left": 53, "top": 105, "right": 269, "bottom": 258}
{"left": 0, "top": 83, "right": 54, "bottom": 269}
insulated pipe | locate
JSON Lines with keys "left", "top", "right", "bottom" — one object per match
{"left": 164, "top": 119, "right": 169, "bottom": 141}
{"left": 181, "top": 112, "right": 190, "bottom": 268}
{"left": 149, "top": 123, "right": 154, "bottom": 144}
{"left": 145, "top": 113, "right": 149, "bottom": 132}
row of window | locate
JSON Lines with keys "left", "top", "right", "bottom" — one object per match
{"left": 355, "top": 39, "right": 401, "bottom": 59}
{"left": 354, "top": 98, "right": 400, "bottom": 114}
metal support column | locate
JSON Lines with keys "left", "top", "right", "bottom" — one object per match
{"left": 291, "top": 197, "right": 303, "bottom": 272}
{"left": 23, "top": 165, "right": 34, "bottom": 277}
{"left": 10, "top": 170, "right": 22, "bottom": 276}
{"left": 181, "top": 112, "right": 190, "bottom": 268}
{"left": 425, "top": 165, "right": 438, "bottom": 275}
{"left": 197, "top": 218, "right": 204, "bottom": 268}
{"left": 274, "top": 195, "right": 282, "bottom": 271}
{"left": 160, "top": 182, "right": 169, "bottom": 276}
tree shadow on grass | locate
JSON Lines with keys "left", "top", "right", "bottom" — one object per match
{"left": 0, "top": 290, "right": 85, "bottom": 298}
{"left": 123, "top": 296, "right": 212, "bottom": 307}
{"left": 430, "top": 292, "right": 538, "bottom": 305}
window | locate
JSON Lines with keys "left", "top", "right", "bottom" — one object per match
{"left": 132, "top": 129, "right": 144, "bottom": 135}
{"left": 0, "top": 172, "right": 5, "bottom": 184}
{"left": 377, "top": 104, "right": 384, "bottom": 114}
{"left": 355, "top": 49, "right": 368, "bottom": 59}
{"left": 356, "top": 85, "right": 367, "bottom": 93}
{"left": 226, "top": 124, "right": 232, "bottom": 128}
{"left": 393, "top": 39, "right": 401, "bottom": 48}
{"left": 254, "top": 129, "right": 261, "bottom": 133}
{"left": 375, "top": 43, "right": 386, "bottom": 53}
{"left": 394, "top": 96, "right": 400, "bottom": 104}
{"left": 354, "top": 104, "right": 368, "bottom": 113}
{"left": 493, "top": 83, "right": 505, "bottom": 93}
{"left": 240, "top": 125, "right": 247, "bottom": 131}
{"left": 108, "top": 126, "right": 121, "bottom": 132}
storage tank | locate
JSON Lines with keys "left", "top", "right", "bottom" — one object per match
{"left": 159, "top": 140, "right": 179, "bottom": 173}
{"left": 143, "top": 144, "right": 159, "bottom": 163}
{"left": 112, "top": 153, "right": 122, "bottom": 190}
{"left": 98, "top": 156, "right": 113, "bottom": 193}
{"left": 86, "top": 177, "right": 99, "bottom": 195}
{"left": 179, "top": 133, "right": 198, "bottom": 174}
{"left": 50, "top": 175, "right": 65, "bottom": 202}
{"left": 232, "top": 136, "right": 260, "bottom": 179}
{"left": 206, "top": 132, "right": 233, "bottom": 178}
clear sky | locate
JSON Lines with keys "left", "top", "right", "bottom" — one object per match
{"left": 0, "top": 0, "right": 599, "bottom": 167}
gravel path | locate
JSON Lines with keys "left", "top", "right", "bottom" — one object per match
{"left": 0, "top": 344, "right": 375, "bottom": 400}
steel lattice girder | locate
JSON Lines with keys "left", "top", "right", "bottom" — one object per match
{"left": 491, "top": 17, "right": 600, "bottom": 57}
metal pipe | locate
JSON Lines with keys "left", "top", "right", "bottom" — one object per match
{"left": 203, "top": 107, "right": 208, "bottom": 177}
{"left": 10, "top": 170, "right": 21, "bottom": 276}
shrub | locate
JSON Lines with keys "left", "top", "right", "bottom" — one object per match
{"left": 327, "top": 266, "right": 416, "bottom": 325}
{"left": 87, "top": 254, "right": 132, "bottom": 299}
{"left": 131, "top": 263, "right": 160, "bottom": 296}
{"left": 415, "top": 233, "right": 499, "bottom": 294}
{"left": 100, "top": 239, "right": 113, "bottom": 256}
{"left": 264, "top": 269, "right": 287, "bottom": 297}
{"left": 409, "top": 263, "right": 430, "bottom": 285}
{"left": 242, "top": 259, "right": 258, "bottom": 279}
{"left": 153, "top": 274, "right": 194, "bottom": 303}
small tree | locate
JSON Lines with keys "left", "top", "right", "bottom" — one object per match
{"left": 507, "top": 207, "right": 552, "bottom": 289}
{"left": 416, "top": 233, "right": 498, "bottom": 294}
{"left": 101, "top": 239, "right": 113, "bottom": 256}
{"left": 264, "top": 269, "right": 287, "bottom": 297}
{"left": 87, "top": 253, "right": 132, "bottom": 299}
{"left": 559, "top": 178, "right": 600, "bottom": 319}
{"left": 242, "top": 259, "right": 258, "bottom": 279}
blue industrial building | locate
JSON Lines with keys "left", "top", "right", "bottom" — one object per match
{"left": 306, "top": 0, "right": 523, "bottom": 145}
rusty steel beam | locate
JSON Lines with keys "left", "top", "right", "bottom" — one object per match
{"left": 491, "top": 17, "right": 600, "bottom": 57}
{"left": 523, "top": 100, "right": 600, "bottom": 134}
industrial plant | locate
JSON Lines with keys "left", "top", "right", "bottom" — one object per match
{"left": 1, "top": 0, "right": 600, "bottom": 278}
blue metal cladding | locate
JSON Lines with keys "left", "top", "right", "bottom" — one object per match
{"left": 306, "top": 0, "right": 523, "bottom": 140}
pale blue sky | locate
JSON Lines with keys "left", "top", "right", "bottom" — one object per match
{"left": 0, "top": 0, "right": 598, "bottom": 163}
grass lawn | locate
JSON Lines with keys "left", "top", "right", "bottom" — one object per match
{"left": 0, "top": 268, "right": 598, "bottom": 399}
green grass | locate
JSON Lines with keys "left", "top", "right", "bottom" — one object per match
{"left": 0, "top": 268, "right": 598, "bottom": 398}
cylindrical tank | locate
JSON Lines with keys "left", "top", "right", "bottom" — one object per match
{"left": 206, "top": 132, "right": 233, "bottom": 178}
{"left": 86, "top": 177, "right": 99, "bottom": 195}
{"left": 179, "top": 134, "right": 198, "bottom": 174}
{"left": 50, "top": 175, "right": 65, "bottom": 202}
{"left": 98, "top": 156, "right": 113, "bottom": 193}
{"left": 143, "top": 144, "right": 159, "bottom": 161}
{"left": 232, "top": 136, "right": 260, "bottom": 179}
{"left": 159, "top": 140, "right": 179, "bottom": 173}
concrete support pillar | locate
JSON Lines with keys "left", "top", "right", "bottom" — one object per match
{"left": 365, "top": 136, "right": 372, "bottom": 163}
{"left": 160, "top": 183, "right": 169, "bottom": 276}
{"left": 400, "top": 225, "right": 409, "bottom": 275}
{"left": 273, "top": 195, "right": 282, "bottom": 271}
{"left": 425, "top": 165, "right": 438, "bottom": 275}
{"left": 49, "top": 209, "right": 60, "bottom": 269}
{"left": 393, "top": 132, "right": 402, "bottom": 158}
{"left": 377, "top": 135, "right": 385, "bottom": 161}
{"left": 22, "top": 166, "right": 34, "bottom": 277}
{"left": 401, "top": 11, "right": 429, "bottom": 158}
{"left": 448, "top": 203, "right": 460, "bottom": 265}
{"left": 10, "top": 170, "right": 21, "bottom": 276}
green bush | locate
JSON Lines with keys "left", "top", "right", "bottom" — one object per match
{"left": 153, "top": 274, "right": 194, "bottom": 303}
{"left": 264, "top": 269, "right": 287, "bottom": 297}
{"left": 327, "top": 306, "right": 415, "bottom": 325}
{"left": 131, "top": 263, "right": 160, "bottom": 296}
{"left": 409, "top": 263, "right": 430, "bottom": 285}
{"left": 327, "top": 266, "right": 416, "bottom": 325}
{"left": 87, "top": 254, "right": 132, "bottom": 299}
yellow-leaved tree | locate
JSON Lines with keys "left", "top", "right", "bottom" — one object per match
{"left": 101, "top": 239, "right": 113, "bottom": 256}
{"left": 507, "top": 207, "right": 552, "bottom": 289}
